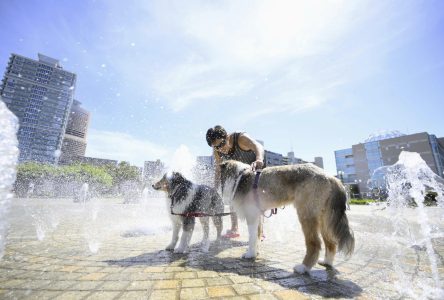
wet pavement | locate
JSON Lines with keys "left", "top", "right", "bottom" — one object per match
{"left": 0, "top": 198, "right": 443, "bottom": 299}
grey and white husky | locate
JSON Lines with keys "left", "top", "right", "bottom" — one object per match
{"left": 152, "top": 172, "right": 223, "bottom": 253}
{"left": 220, "top": 160, "right": 355, "bottom": 274}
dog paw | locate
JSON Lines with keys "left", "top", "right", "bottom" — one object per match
{"left": 318, "top": 260, "right": 333, "bottom": 269}
{"left": 200, "top": 242, "right": 210, "bottom": 253}
{"left": 174, "top": 247, "right": 188, "bottom": 254}
{"left": 165, "top": 244, "right": 175, "bottom": 251}
{"left": 241, "top": 251, "right": 257, "bottom": 260}
{"left": 293, "top": 264, "right": 309, "bottom": 274}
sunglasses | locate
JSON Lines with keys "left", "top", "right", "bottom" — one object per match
{"left": 214, "top": 139, "right": 226, "bottom": 150}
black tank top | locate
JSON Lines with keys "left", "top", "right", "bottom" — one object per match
{"left": 219, "top": 132, "right": 261, "bottom": 165}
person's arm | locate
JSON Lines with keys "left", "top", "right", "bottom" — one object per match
{"left": 213, "top": 149, "right": 222, "bottom": 189}
{"left": 237, "top": 133, "right": 265, "bottom": 170}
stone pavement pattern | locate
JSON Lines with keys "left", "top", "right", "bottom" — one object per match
{"left": 0, "top": 198, "right": 443, "bottom": 299}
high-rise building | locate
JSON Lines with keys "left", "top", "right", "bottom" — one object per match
{"left": 334, "top": 131, "right": 444, "bottom": 194}
{"left": 0, "top": 53, "right": 76, "bottom": 164}
{"left": 59, "top": 99, "right": 90, "bottom": 163}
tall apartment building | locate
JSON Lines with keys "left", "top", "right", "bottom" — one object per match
{"left": 335, "top": 131, "right": 444, "bottom": 194}
{"left": 59, "top": 100, "right": 90, "bottom": 163}
{"left": 0, "top": 53, "right": 76, "bottom": 164}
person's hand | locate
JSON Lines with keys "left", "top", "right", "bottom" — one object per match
{"left": 251, "top": 160, "right": 264, "bottom": 171}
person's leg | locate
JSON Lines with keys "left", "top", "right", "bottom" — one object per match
{"left": 230, "top": 211, "right": 238, "bottom": 232}
{"left": 223, "top": 206, "right": 240, "bottom": 238}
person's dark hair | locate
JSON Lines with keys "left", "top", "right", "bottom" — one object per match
{"left": 206, "top": 125, "right": 227, "bottom": 146}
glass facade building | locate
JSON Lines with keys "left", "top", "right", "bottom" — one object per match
{"left": 335, "top": 131, "right": 444, "bottom": 194}
{"left": 0, "top": 53, "right": 76, "bottom": 164}
{"left": 334, "top": 148, "right": 356, "bottom": 183}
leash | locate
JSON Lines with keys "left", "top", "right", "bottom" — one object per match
{"left": 252, "top": 170, "right": 278, "bottom": 218}
{"left": 170, "top": 207, "right": 232, "bottom": 218}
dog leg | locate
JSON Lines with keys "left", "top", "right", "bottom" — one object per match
{"left": 242, "top": 213, "right": 260, "bottom": 259}
{"left": 199, "top": 217, "right": 210, "bottom": 252}
{"left": 166, "top": 218, "right": 181, "bottom": 251}
{"left": 319, "top": 229, "right": 337, "bottom": 268}
{"left": 175, "top": 217, "right": 195, "bottom": 253}
{"left": 212, "top": 216, "right": 223, "bottom": 241}
{"left": 294, "top": 215, "right": 321, "bottom": 274}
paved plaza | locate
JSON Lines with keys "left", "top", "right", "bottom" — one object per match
{"left": 0, "top": 198, "right": 443, "bottom": 299}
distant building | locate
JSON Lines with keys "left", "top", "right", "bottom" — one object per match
{"left": 265, "top": 150, "right": 283, "bottom": 166}
{"left": 144, "top": 159, "right": 165, "bottom": 182}
{"left": 314, "top": 157, "right": 324, "bottom": 169}
{"left": 335, "top": 131, "right": 444, "bottom": 194}
{"left": 0, "top": 53, "right": 76, "bottom": 164}
{"left": 60, "top": 100, "right": 90, "bottom": 163}
{"left": 286, "top": 151, "right": 305, "bottom": 165}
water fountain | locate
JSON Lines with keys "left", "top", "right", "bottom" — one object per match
{"left": 380, "top": 151, "right": 444, "bottom": 298}
{"left": 0, "top": 99, "right": 19, "bottom": 259}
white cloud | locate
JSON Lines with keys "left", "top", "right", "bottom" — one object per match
{"left": 86, "top": 0, "right": 424, "bottom": 120}
{"left": 85, "top": 129, "right": 171, "bottom": 167}
{"left": 143, "top": 0, "right": 417, "bottom": 115}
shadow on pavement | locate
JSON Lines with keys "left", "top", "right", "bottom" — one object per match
{"left": 106, "top": 239, "right": 363, "bottom": 298}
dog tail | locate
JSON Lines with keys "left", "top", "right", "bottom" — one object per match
{"left": 328, "top": 179, "right": 355, "bottom": 256}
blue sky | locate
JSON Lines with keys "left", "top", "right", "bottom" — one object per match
{"left": 1, "top": 0, "right": 443, "bottom": 174}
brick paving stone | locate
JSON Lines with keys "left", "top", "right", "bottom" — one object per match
{"left": 229, "top": 275, "right": 254, "bottom": 284}
{"left": 205, "top": 276, "right": 232, "bottom": 286}
{"left": 143, "top": 266, "right": 165, "bottom": 273}
{"left": 207, "top": 286, "right": 237, "bottom": 297}
{"left": 232, "top": 283, "right": 264, "bottom": 295}
{"left": 126, "top": 280, "right": 153, "bottom": 290}
{"left": 69, "top": 280, "right": 105, "bottom": 291}
{"left": 153, "top": 279, "right": 180, "bottom": 289}
{"left": 174, "top": 271, "right": 196, "bottom": 279}
{"left": 21, "top": 279, "right": 52, "bottom": 289}
{"left": 23, "top": 290, "right": 63, "bottom": 299}
{"left": 1, "top": 199, "right": 443, "bottom": 299}
{"left": 145, "top": 272, "right": 175, "bottom": 280}
{"left": 85, "top": 291, "right": 121, "bottom": 299}
{"left": 45, "top": 280, "right": 78, "bottom": 290}
{"left": 1, "top": 279, "right": 27, "bottom": 288}
{"left": 78, "top": 272, "right": 108, "bottom": 281}
{"left": 180, "top": 287, "right": 208, "bottom": 299}
{"left": 197, "top": 270, "right": 219, "bottom": 278}
{"left": 274, "top": 289, "right": 309, "bottom": 300}
{"left": 149, "top": 289, "right": 178, "bottom": 300}
{"left": 118, "top": 290, "right": 151, "bottom": 299}
{"left": 99, "top": 280, "right": 131, "bottom": 290}
{"left": 53, "top": 291, "right": 91, "bottom": 299}
{"left": 181, "top": 278, "right": 206, "bottom": 288}
{"left": 60, "top": 265, "right": 82, "bottom": 273}
{"left": 248, "top": 293, "right": 278, "bottom": 300}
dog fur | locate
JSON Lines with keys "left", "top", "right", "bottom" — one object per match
{"left": 152, "top": 172, "right": 223, "bottom": 253}
{"left": 219, "top": 160, "right": 355, "bottom": 274}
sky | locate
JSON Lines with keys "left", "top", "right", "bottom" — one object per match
{"left": 1, "top": 0, "right": 443, "bottom": 174}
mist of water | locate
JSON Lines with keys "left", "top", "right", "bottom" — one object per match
{"left": 0, "top": 99, "right": 19, "bottom": 259}
{"left": 385, "top": 151, "right": 444, "bottom": 299}
{"left": 169, "top": 144, "right": 197, "bottom": 180}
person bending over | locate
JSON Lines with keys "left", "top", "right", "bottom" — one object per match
{"left": 206, "top": 125, "right": 265, "bottom": 238}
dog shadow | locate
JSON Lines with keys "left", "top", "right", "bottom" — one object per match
{"left": 106, "top": 239, "right": 362, "bottom": 298}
